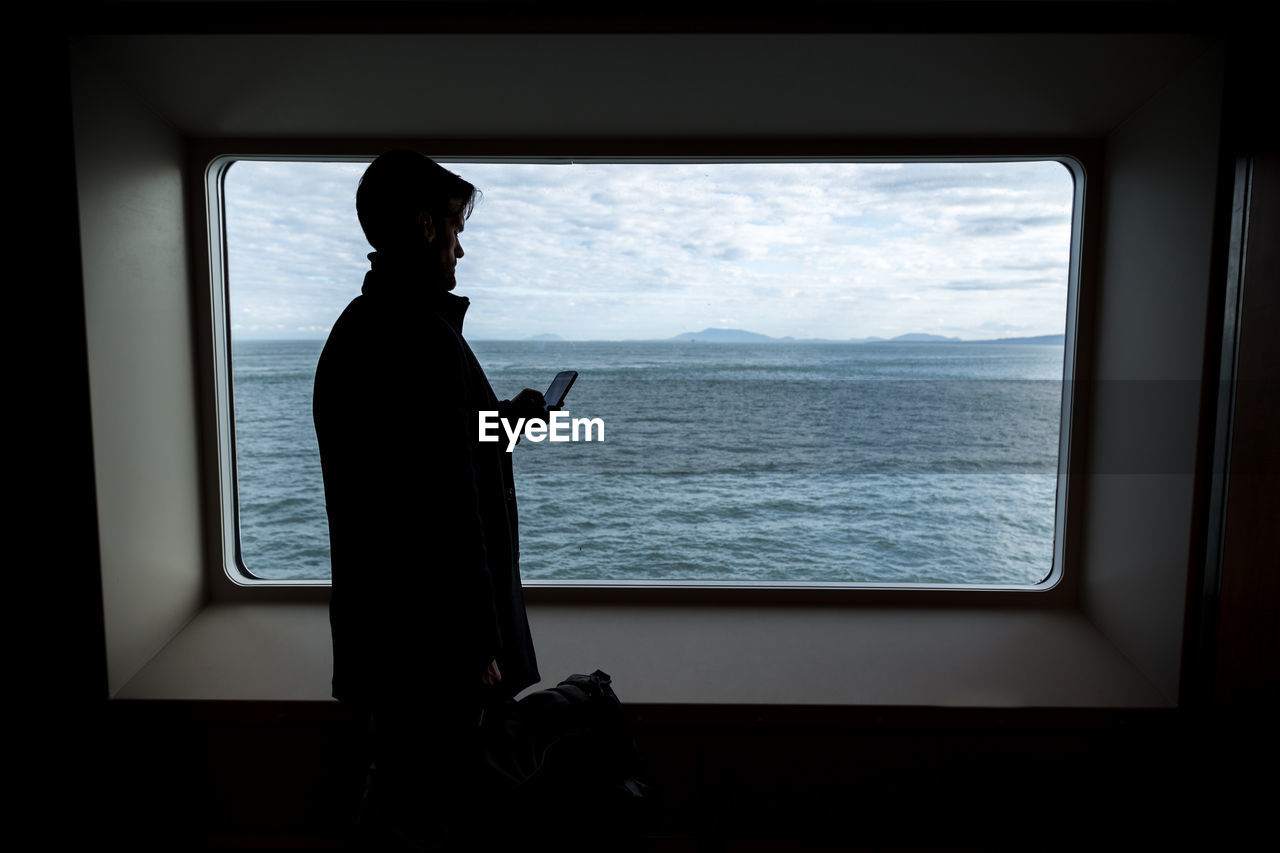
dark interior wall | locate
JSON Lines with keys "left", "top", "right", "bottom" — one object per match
{"left": 1078, "top": 45, "right": 1225, "bottom": 703}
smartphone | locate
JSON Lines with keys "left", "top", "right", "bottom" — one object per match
{"left": 544, "top": 370, "right": 578, "bottom": 409}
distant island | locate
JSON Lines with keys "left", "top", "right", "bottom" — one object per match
{"left": 884, "top": 333, "right": 961, "bottom": 343}
{"left": 668, "top": 328, "right": 775, "bottom": 342}
{"left": 526, "top": 333, "right": 564, "bottom": 341}
{"left": 966, "top": 334, "right": 1065, "bottom": 345}
{"left": 667, "top": 328, "right": 1063, "bottom": 345}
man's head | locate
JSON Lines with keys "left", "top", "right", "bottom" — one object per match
{"left": 356, "top": 151, "right": 478, "bottom": 289}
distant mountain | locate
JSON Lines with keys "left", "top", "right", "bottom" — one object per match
{"left": 669, "top": 328, "right": 776, "bottom": 342}
{"left": 887, "top": 333, "right": 964, "bottom": 343}
{"left": 965, "top": 334, "right": 1065, "bottom": 345}
{"left": 526, "top": 333, "right": 564, "bottom": 341}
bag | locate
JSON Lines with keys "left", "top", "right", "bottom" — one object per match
{"left": 477, "top": 670, "right": 651, "bottom": 810}
{"left": 355, "top": 671, "right": 652, "bottom": 847}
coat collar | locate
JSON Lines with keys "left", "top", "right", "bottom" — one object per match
{"left": 361, "top": 250, "right": 470, "bottom": 333}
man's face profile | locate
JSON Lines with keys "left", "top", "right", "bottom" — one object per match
{"left": 420, "top": 208, "right": 466, "bottom": 292}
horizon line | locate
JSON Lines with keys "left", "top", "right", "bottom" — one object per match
{"left": 231, "top": 331, "right": 1067, "bottom": 344}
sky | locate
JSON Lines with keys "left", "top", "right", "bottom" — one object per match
{"left": 224, "top": 159, "right": 1074, "bottom": 341}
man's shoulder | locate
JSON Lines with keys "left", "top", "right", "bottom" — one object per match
{"left": 319, "top": 294, "right": 365, "bottom": 341}
{"left": 323, "top": 294, "right": 420, "bottom": 349}
{"left": 319, "top": 293, "right": 467, "bottom": 371}
{"left": 329, "top": 293, "right": 460, "bottom": 336}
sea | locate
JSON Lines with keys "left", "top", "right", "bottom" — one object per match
{"left": 230, "top": 340, "right": 1065, "bottom": 585}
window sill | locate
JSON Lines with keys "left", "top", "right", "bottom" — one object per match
{"left": 114, "top": 600, "right": 1170, "bottom": 707}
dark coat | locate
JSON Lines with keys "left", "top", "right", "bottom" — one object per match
{"left": 313, "top": 262, "right": 539, "bottom": 707}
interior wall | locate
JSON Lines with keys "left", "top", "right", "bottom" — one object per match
{"left": 1081, "top": 45, "right": 1226, "bottom": 700}
{"left": 69, "top": 46, "right": 205, "bottom": 695}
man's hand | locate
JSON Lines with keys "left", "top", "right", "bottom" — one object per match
{"left": 510, "top": 388, "right": 552, "bottom": 419}
{"left": 496, "top": 390, "right": 550, "bottom": 450}
{"left": 481, "top": 658, "right": 502, "bottom": 687}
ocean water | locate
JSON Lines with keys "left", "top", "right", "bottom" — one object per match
{"left": 231, "top": 340, "right": 1064, "bottom": 584}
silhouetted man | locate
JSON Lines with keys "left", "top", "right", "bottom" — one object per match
{"left": 313, "top": 151, "right": 542, "bottom": 844}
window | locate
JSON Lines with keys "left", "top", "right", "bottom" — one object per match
{"left": 213, "top": 157, "right": 1080, "bottom": 588}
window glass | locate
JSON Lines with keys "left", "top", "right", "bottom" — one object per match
{"left": 223, "top": 159, "right": 1074, "bottom": 585}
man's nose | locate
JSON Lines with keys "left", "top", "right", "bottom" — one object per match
{"left": 456, "top": 239, "right": 464, "bottom": 259}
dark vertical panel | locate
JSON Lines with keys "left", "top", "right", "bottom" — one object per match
{"left": 19, "top": 25, "right": 110, "bottom": 845}
{"left": 1181, "top": 25, "right": 1278, "bottom": 710}
{"left": 1214, "top": 152, "right": 1280, "bottom": 706}
{"left": 52, "top": 40, "right": 109, "bottom": 708}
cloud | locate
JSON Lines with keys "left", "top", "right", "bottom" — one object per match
{"left": 942, "top": 277, "right": 1060, "bottom": 291}
{"left": 953, "top": 215, "right": 1066, "bottom": 236}
{"left": 223, "top": 159, "right": 1074, "bottom": 341}
{"left": 998, "top": 257, "right": 1068, "bottom": 273}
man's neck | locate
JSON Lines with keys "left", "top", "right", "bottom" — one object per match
{"left": 363, "top": 249, "right": 468, "bottom": 331}
{"left": 368, "top": 244, "right": 451, "bottom": 293}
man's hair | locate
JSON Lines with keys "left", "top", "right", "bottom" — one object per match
{"left": 356, "top": 150, "right": 479, "bottom": 249}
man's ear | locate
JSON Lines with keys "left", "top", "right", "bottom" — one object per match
{"left": 417, "top": 211, "right": 436, "bottom": 242}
